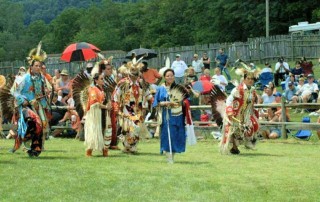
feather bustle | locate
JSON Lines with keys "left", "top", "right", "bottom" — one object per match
{"left": 210, "top": 85, "right": 227, "bottom": 127}
{"left": 72, "top": 72, "right": 91, "bottom": 119}
{"left": 0, "top": 76, "right": 15, "bottom": 120}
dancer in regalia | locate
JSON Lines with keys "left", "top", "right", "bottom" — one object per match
{"left": 219, "top": 67, "right": 260, "bottom": 155}
{"left": 152, "top": 69, "right": 191, "bottom": 163}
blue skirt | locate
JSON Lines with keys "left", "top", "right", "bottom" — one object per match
{"left": 160, "top": 111, "right": 186, "bottom": 154}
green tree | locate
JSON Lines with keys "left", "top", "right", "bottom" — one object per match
{"left": 48, "top": 8, "right": 83, "bottom": 52}
{"left": 74, "top": 1, "right": 123, "bottom": 50}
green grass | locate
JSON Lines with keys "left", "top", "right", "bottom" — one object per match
{"left": 1, "top": 138, "right": 320, "bottom": 202}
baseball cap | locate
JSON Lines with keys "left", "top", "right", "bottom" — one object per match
{"left": 288, "top": 81, "right": 294, "bottom": 86}
{"left": 263, "top": 84, "right": 270, "bottom": 88}
{"left": 307, "top": 74, "right": 314, "bottom": 78}
{"left": 176, "top": 54, "right": 181, "bottom": 57}
{"left": 273, "top": 92, "right": 282, "bottom": 97}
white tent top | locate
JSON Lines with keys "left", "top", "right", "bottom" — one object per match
{"left": 289, "top": 21, "right": 320, "bottom": 33}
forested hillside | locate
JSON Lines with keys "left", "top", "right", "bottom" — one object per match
{"left": 10, "top": 0, "right": 103, "bottom": 24}
{"left": 1, "top": 0, "right": 320, "bottom": 61}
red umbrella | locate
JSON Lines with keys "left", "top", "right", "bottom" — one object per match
{"left": 192, "top": 80, "right": 213, "bottom": 94}
{"left": 60, "top": 42, "right": 101, "bottom": 62}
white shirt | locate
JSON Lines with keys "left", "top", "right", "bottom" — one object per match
{"left": 171, "top": 60, "right": 188, "bottom": 77}
{"left": 261, "top": 67, "right": 273, "bottom": 73}
{"left": 298, "top": 82, "right": 319, "bottom": 96}
{"left": 274, "top": 62, "right": 290, "bottom": 73}
{"left": 211, "top": 74, "right": 228, "bottom": 91}
{"left": 192, "top": 60, "right": 204, "bottom": 73}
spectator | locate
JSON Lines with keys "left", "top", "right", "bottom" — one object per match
{"left": 184, "top": 67, "right": 198, "bottom": 84}
{"left": 199, "top": 69, "right": 211, "bottom": 81}
{"left": 267, "top": 92, "right": 290, "bottom": 122}
{"left": 53, "top": 92, "right": 81, "bottom": 139}
{"left": 200, "top": 110, "right": 210, "bottom": 126}
{"left": 284, "top": 82, "right": 297, "bottom": 103}
{"left": 41, "top": 63, "right": 53, "bottom": 84}
{"left": 268, "top": 81, "right": 277, "bottom": 95}
{"left": 56, "top": 69, "right": 71, "bottom": 103}
{"left": 192, "top": 53, "right": 204, "bottom": 78}
{"left": 171, "top": 54, "right": 188, "bottom": 84}
{"left": 185, "top": 84, "right": 200, "bottom": 122}
{"left": 17, "top": 66, "right": 26, "bottom": 78}
{"left": 50, "top": 93, "right": 67, "bottom": 126}
{"left": 249, "top": 63, "right": 256, "bottom": 70}
{"left": 201, "top": 52, "right": 211, "bottom": 70}
{"left": 211, "top": 67, "right": 228, "bottom": 92}
{"left": 300, "top": 56, "right": 313, "bottom": 77}
{"left": 291, "top": 74, "right": 319, "bottom": 113}
{"left": 52, "top": 69, "right": 61, "bottom": 87}
{"left": 259, "top": 85, "right": 275, "bottom": 104}
{"left": 261, "top": 62, "right": 272, "bottom": 73}
{"left": 215, "top": 48, "right": 231, "bottom": 80}
{"left": 260, "top": 128, "right": 282, "bottom": 139}
{"left": 291, "top": 61, "right": 303, "bottom": 79}
{"left": 274, "top": 57, "right": 290, "bottom": 86}
{"left": 284, "top": 73, "right": 297, "bottom": 90}
{"left": 296, "top": 77, "right": 305, "bottom": 91}
{"left": 11, "top": 66, "right": 27, "bottom": 93}
{"left": 140, "top": 61, "right": 162, "bottom": 85}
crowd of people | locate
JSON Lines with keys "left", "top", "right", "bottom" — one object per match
{"left": 1, "top": 46, "right": 320, "bottom": 162}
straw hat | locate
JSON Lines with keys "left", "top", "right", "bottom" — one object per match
{"left": 60, "top": 69, "right": 69, "bottom": 76}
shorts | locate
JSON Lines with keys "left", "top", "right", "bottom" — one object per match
{"left": 270, "top": 128, "right": 281, "bottom": 138}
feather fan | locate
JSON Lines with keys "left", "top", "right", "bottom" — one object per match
{"left": 169, "top": 84, "right": 189, "bottom": 102}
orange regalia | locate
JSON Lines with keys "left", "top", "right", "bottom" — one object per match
{"left": 84, "top": 86, "right": 105, "bottom": 152}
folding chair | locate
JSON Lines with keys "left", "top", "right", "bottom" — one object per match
{"left": 292, "top": 116, "right": 313, "bottom": 140}
{"left": 255, "top": 72, "right": 274, "bottom": 90}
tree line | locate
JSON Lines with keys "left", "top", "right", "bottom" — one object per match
{"left": 1, "top": 0, "right": 320, "bottom": 62}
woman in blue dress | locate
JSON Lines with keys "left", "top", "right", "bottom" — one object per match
{"left": 153, "top": 69, "right": 191, "bottom": 163}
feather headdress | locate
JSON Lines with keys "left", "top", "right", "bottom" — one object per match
{"left": 234, "top": 59, "right": 261, "bottom": 79}
{"left": 27, "top": 41, "right": 47, "bottom": 64}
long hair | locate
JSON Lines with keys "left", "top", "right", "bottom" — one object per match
{"left": 93, "top": 73, "right": 100, "bottom": 86}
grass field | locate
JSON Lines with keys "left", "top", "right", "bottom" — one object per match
{"left": 0, "top": 137, "right": 320, "bottom": 202}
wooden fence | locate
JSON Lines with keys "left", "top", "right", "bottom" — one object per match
{"left": 1, "top": 101, "right": 319, "bottom": 140}
{"left": 190, "top": 101, "right": 320, "bottom": 139}
{"left": 1, "top": 34, "right": 320, "bottom": 76}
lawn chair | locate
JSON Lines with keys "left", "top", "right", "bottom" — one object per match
{"left": 255, "top": 72, "right": 274, "bottom": 90}
{"left": 292, "top": 116, "right": 313, "bottom": 140}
